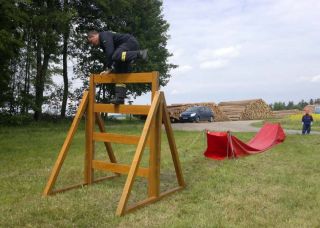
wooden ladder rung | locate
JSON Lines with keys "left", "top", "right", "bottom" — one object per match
{"left": 93, "top": 72, "right": 157, "bottom": 84}
{"left": 93, "top": 132, "right": 149, "bottom": 145}
{"left": 92, "top": 160, "right": 149, "bottom": 177}
{"left": 94, "top": 104, "right": 150, "bottom": 115}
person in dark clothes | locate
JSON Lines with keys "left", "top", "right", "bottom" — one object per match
{"left": 301, "top": 110, "right": 313, "bottom": 135}
{"left": 87, "top": 30, "right": 147, "bottom": 104}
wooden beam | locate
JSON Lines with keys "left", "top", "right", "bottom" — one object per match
{"left": 85, "top": 76, "right": 95, "bottom": 184}
{"left": 43, "top": 91, "right": 89, "bottom": 196}
{"left": 92, "top": 160, "right": 149, "bottom": 177}
{"left": 94, "top": 104, "right": 150, "bottom": 115}
{"left": 162, "top": 93, "right": 186, "bottom": 187}
{"left": 126, "top": 186, "right": 184, "bottom": 214}
{"left": 148, "top": 92, "right": 163, "bottom": 197}
{"left": 116, "top": 91, "right": 161, "bottom": 216}
{"left": 93, "top": 132, "right": 149, "bottom": 145}
{"left": 93, "top": 72, "right": 158, "bottom": 84}
{"left": 95, "top": 113, "right": 117, "bottom": 163}
{"left": 49, "top": 175, "right": 118, "bottom": 195}
{"left": 151, "top": 71, "right": 159, "bottom": 101}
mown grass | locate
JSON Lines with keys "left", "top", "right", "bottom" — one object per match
{"left": 0, "top": 121, "right": 319, "bottom": 227}
{"left": 252, "top": 115, "right": 320, "bottom": 132}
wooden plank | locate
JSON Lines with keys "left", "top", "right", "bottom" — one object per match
{"left": 116, "top": 91, "right": 161, "bottom": 216}
{"left": 94, "top": 104, "right": 150, "bottom": 115}
{"left": 148, "top": 92, "right": 163, "bottom": 197}
{"left": 95, "top": 113, "right": 117, "bottom": 163}
{"left": 151, "top": 71, "right": 159, "bottom": 101}
{"left": 93, "top": 72, "right": 157, "bottom": 84}
{"left": 93, "top": 132, "right": 142, "bottom": 145}
{"left": 126, "top": 186, "right": 184, "bottom": 214}
{"left": 49, "top": 175, "right": 118, "bottom": 195}
{"left": 92, "top": 160, "right": 149, "bottom": 177}
{"left": 162, "top": 93, "right": 186, "bottom": 187}
{"left": 85, "top": 76, "right": 95, "bottom": 184}
{"left": 43, "top": 91, "right": 89, "bottom": 196}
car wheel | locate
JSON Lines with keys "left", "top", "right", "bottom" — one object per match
{"left": 195, "top": 116, "right": 200, "bottom": 123}
{"left": 209, "top": 116, "right": 214, "bottom": 122}
{"left": 171, "top": 118, "right": 175, "bottom": 123}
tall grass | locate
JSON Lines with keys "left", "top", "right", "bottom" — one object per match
{"left": 253, "top": 114, "right": 320, "bottom": 132}
{"left": 289, "top": 113, "right": 320, "bottom": 121}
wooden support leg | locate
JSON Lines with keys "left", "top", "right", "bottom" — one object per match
{"left": 43, "top": 91, "right": 89, "bottom": 196}
{"left": 162, "top": 94, "right": 186, "bottom": 187}
{"left": 116, "top": 92, "right": 161, "bottom": 216}
{"left": 148, "top": 93, "right": 163, "bottom": 197}
{"left": 85, "top": 77, "right": 95, "bottom": 184}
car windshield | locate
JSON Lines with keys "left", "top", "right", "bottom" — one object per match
{"left": 185, "top": 107, "right": 199, "bottom": 112}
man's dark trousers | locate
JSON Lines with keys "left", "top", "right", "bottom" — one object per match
{"left": 302, "top": 124, "right": 311, "bottom": 134}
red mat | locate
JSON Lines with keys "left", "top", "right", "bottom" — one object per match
{"left": 204, "top": 123, "right": 286, "bottom": 160}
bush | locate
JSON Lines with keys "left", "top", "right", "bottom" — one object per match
{"left": 0, "top": 113, "right": 33, "bottom": 126}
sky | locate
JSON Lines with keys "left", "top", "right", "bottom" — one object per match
{"left": 133, "top": 0, "right": 320, "bottom": 105}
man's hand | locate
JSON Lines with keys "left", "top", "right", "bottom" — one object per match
{"left": 100, "top": 69, "right": 112, "bottom": 75}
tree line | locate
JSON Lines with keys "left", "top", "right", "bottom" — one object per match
{"left": 270, "top": 98, "right": 320, "bottom": 111}
{"left": 0, "top": 0, "right": 175, "bottom": 121}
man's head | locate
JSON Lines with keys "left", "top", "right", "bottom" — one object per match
{"left": 304, "top": 108, "right": 310, "bottom": 115}
{"left": 87, "top": 30, "right": 100, "bottom": 46}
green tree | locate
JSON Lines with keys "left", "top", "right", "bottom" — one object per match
{"left": 272, "top": 102, "right": 286, "bottom": 111}
{"left": 20, "top": 0, "right": 74, "bottom": 120}
{"left": 0, "top": 0, "right": 25, "bottom": 107}
{"left": 297, "top": 99, "right": 308, "bottom": 110}
{"left": 309, "top": 98, "right": 314, "bottom": 105}
{"left": 72, "top": 0, "right": 176, "bottom": 103}
{"left": 286, "top": 101, "right": 294, "bottom": 109}
{"left": 60, "top": 0, "right": 76, "bottom": 118}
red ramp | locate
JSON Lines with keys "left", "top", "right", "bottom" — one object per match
{"left": 204, "top": 123, "right": 286, "bottom": 160}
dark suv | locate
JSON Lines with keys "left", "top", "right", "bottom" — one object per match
{"left": 179, "top": 106, "right": 214, "bottom": 123}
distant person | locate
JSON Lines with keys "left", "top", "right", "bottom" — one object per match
{"left": 87, "top": 30, "right": 148, "bottom": 104}
{"left": 301, "top": 110, "right": 313, "bottom": 135}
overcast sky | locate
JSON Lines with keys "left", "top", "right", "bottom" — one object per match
{"left": 134, "top": 0, "right": 320, "bottom": 105}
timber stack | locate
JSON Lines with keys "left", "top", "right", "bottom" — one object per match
{"left": 167, "top": 102, "right": 229, "bottom": 122}
{"left": 218, "top": 99, "right": 272, "bottom": 121}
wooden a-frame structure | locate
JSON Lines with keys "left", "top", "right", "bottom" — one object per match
{"left": 43, "top": 71, "right": 185, "bottom": 216}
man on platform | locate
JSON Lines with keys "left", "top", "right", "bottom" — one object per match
{"left": 87, "top": 30, "right": 147, "bottom": 104}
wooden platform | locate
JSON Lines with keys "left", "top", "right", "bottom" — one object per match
{"left": 43, "top": 71, "right": 185, "bottom": 216}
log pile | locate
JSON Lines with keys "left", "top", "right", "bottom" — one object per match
{"left": 218, "top": 99, "right": 272, "bottom": 121}
{"left": 167, "top": 102, "right": 229, "bottom": 122}
{"left": 272, "top": 109, "right": 302, "bottom": 118}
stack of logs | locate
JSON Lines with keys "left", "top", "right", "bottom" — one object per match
{"left": 218, "top": 99, "right": 272, "bottom": 121}
{"left": 167, "top": 102, "right": 229, "bottom": 122}
{"left": 167, "top": 99, "right": 273, "bottom": 122}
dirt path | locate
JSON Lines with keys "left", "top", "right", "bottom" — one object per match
{"left": 171, "top": 120, "right": 261, "bottom": 132}
{"left": 171, "top": 120, "right": 319, "bottom": 135}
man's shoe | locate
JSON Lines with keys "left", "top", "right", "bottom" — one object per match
{"left": 138, "top": 49, "right": 148, "bottom": 61}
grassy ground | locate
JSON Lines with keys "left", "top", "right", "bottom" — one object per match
{"left": 252, "top": 115, "right": 320, "bottom": 132}
{"left": 0, "top": 121, "right": 320, "bottom": 227}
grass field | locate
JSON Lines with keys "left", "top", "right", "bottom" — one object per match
{"left": 1, "top": 120, "right": 320, "bottom": 227}
{"left": 253, "top": 114, "right": 320, "bottom": 132}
